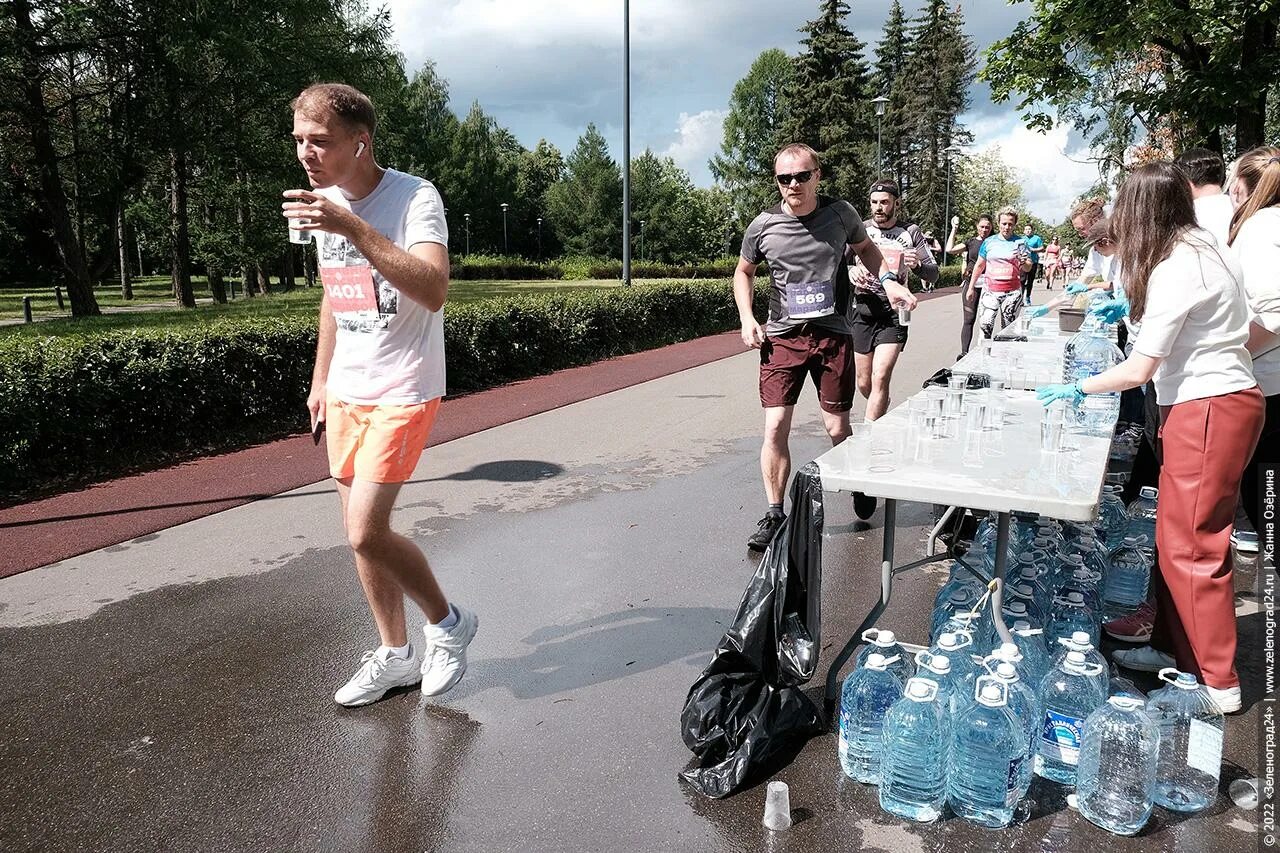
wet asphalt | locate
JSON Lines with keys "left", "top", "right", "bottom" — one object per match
{"left": 0, "top": 292, "right": 1266, "bottom": 852}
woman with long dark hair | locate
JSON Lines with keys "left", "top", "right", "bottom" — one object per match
{"left": 1037, "top": 161, "right": 1263, "bottom": 713}
{"left": 1228, "top": 146, "right": 1280, "bottom": 540}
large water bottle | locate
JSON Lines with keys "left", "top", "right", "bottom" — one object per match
{"left": 879, "top": 677, "right": 950, "bottom": 822}
{"left": 1070, "top": 531, "right": 1113, "bottom": 584}
{"left": 1147, "top": 668, "right": 1225, "bottom": 813}
{"left": 930, "top": 587, "right": 980, "bottom": 645}
{"left": 1125, "top": 487, "right": 1159, "bottom": 550}
{"left": 1047, "top": 591, "right": 1100, "bottom": 649}
{"left": 1096, "top": 485, "right": 1130, "bottom": 546}
{"left": 1051, "top": 631, "right": 1110, "bottom": 696}
{"left": 913, "top": 649, "right": 956, "bottom": 712}
{"left": 1036, "top": 650, "right": 1108, "bottom": 784}
{"left": 928, "top": 631, "right": 979, "bottom": 707}
{"left": 839, "top": 653, "right": 907, "bottom": 782}
{"left": 948, "top": 677, "right": 1027, "bottom": 828}
{"left": 1103, "top": 535, "right": 1153, "bottom": 620}
{"left": 938, "top": 610, "right": 990, "bottom": 658}
{"left": 992, "top": 660, "right": 1042, "bottom": 799}
{"left": 1063, "top": 320, "right": 1124, "bottom": 435}
{"left": 855, "top": 629, "right": 914, "bottom": 684}
{"left": 1077, "top": 696, "right": 1160, "bottom": 835}
{"left": 1011, "top": 621, "right": 1052, "bottom": 686}
{"left": 1061, "top": 567, "right": 1104, "bottom": 613}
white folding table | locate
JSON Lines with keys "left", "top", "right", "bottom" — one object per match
{"left": 814, "top": 388, "right": 1114, "bottom": 719}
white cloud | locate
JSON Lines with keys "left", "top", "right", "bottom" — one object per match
{"left": 663, "top": 110, "right": 727, "bottom": 182}
{"left": 965, "top": 114, "right": 1104, "bottom": 221}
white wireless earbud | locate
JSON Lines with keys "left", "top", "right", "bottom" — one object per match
{"left": 356, "top": 142, "right": 366, "bottom": 158}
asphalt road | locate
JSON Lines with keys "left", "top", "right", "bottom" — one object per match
{"left": 0, "top": 290, "right": 1265, "bottom": 852}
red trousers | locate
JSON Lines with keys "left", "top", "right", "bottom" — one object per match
{"left": 1151, "top": 387, "right": 1264, "bottom": 688}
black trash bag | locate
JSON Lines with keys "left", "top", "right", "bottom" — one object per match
{"left": 922, "top": 366, "right": 990, "bottom": 390}
{"left": 679, "top": 463, "right": 825, "bottom": 798}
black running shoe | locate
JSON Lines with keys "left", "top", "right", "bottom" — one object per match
{"left": 853, "top": 491, "right": 877, "bottom": 520}
{"left": 748, "top": 513, "right": 785, "bottom": 551}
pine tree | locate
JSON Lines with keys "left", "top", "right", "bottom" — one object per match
{"left": 544, "top": 124, "right": 622, "bottom": 258}
{"left": 900, "top": 0, "right": 975, "bottom": 235}
{"left": 710, "top": 48, "right": 794, "bottom": 226}
{"left": 871, "top": 0, "right": 910, "bottom": 184}
{"left": 782, "top": 0, "right": 876, "bottom": 203}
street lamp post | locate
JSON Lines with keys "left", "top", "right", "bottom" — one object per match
{"left": 942, "top": 144, "right": 962, "bottom": 266}
{"left": 500, "top": 203, "right": 509, "bottom": 254}
{"left": 872, "top": 95, "right": 889, "bottom": 177}
{"left": 639, "top": 220, "right": 645, "bottom": 261}
{"left": 622, "top": 0, "right": 632, "bottom": 286}
{"left": 464, "top": 213, "right": 471, "bottom": 256}
{"left": 537, "top": 217, "right": 543, "bottom": 259}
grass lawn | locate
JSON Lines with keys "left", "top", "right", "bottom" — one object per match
{"left": 0, "top": 275, "right": 637, "bottom": 336}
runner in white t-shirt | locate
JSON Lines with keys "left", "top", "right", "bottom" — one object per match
{"left": 283, "top": 83, "right": 477, "bottom": 707}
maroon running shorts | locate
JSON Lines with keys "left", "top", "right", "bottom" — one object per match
{"left": 759, "top": 325, "right": 855, "bottom": 413}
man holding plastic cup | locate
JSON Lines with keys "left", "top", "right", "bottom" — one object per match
{"left": 851, "top": 179, "right": 938, "bottom": 423}
{"left": 734, "top": 145, "right": 917, "bottom": 547}
{"left": 282, "top": 83, "right": 477, "bottom": 707}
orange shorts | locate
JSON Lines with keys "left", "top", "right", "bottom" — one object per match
{"left": 325, "top": 395, "right": 441, "bottom": 483}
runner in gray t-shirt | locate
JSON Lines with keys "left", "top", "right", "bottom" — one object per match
{"left": 734, "top": 144, "right": 918, "bottom": 549}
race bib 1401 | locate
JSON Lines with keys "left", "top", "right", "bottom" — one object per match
{"left": 785, "top": 279, "right": 835, "bottom": 320}
{"left": 320, "top": 264, "right": 377, "bottom": 313}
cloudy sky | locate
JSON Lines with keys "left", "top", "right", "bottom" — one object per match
{"left": 385, "top": 0, "right": 1103, "bottom": 221}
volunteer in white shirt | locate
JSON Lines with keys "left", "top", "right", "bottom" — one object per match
{"left": 1176, "top": 147, "right": 1235, "bottom": 247}
{"left": 1227, "top": 145, "right": 1280, "bottom": 539}
{"left": 1037, "top": 162, "right": 1263, "bottom": 714}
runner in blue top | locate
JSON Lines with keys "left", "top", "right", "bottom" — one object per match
{"left": 968, "top": 207, "right": 1032, "bottom": 338}
{"left": 1020, "top": 223, "right": 1045, "bottom": 304}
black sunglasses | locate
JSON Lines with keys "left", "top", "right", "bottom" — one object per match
{"left": 776, "top": 170, "right": 815, "bottom": 186}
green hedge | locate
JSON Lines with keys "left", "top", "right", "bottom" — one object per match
{"left": 451, "top": 254, "right": 755, "bottom": 281}
{"left": 0, "top": 279, "right": 765, "bottom": 502}
{"left": 452, "top": 254, "right": 563, "bottom": 280}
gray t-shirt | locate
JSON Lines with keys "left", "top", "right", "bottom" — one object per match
{"left": 741, "top": 196, "right": 868, "bottom": 335}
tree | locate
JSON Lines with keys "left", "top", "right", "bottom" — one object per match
{"left": 870, "top": 0, "right": 910, "bottom": 183}
{"left": 514, "top": 140, "right": 564, "bottom": 257}
{"left": 629, "top": 150, "right": 725, "bottom": 263}
{"left": 436, "top": 102, "right": 520, "bottom": 255}
{"left": 782, "top": 0, "right": 876, "bottom": 201}
{"left": 544, "top": 125, "right": 622, "bottom": 258}
{"left": 984, "top": 0, "right": 1280, "bottom": 168}
{"left": 710, "top": 48, "right": 794, "bottom": 227}
{"left": 953, "top": 147, "right": 1026, "bottom": 232}
{"left": 900, "top": 0, "right": 975, "bottom": 235}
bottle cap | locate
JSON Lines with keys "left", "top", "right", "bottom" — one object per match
{"left": 1108, "top": 696, "right": 1144, "bottom": 710}
{"left": 1066, "top": 650, "right": 1086, "bottom": 663}
{"left": 1071, "top": 630, "right": 1090, "bottom": 645}
{"left": 1140, "top": 486, "right": 1158, "bottom": 499}
{"left": 906, "top": 678, "right": 938, "bottom": 701}
{"left": 996, "top": 662, "right": 1017, "bottom": 679}
{"left": 939, "top": 632, "right": 957, "bottom": 647}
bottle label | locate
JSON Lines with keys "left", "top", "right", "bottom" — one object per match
{"left": 1187, "top": 718, "right": 1224, "bottom": 776}
{"left": 1006, "top": 756, "right": 1023, "bottom": 806}
{"left": 1040, "top": 709, "right": 1084, "bottom": 764}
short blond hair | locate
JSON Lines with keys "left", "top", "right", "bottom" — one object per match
{"left": 774, "top": 143, "right": 821, "bottom": 170}
{"left": 292, "top": 83, "right": 377, "bottom": 136}
{"left": 996, "top": 206, "right": 1018, "bottom": 224}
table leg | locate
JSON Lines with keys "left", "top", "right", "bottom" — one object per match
{"left": 824, "top": 499, "right": 897, "bottom": 723}
{"left": 991, "top": 510, "right": 1014, "bottom": 647}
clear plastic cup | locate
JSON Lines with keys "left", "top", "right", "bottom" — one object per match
{"left": 1041, "top": 418, "right": 1063, "bottom": 452}
{"left": 898, "top": 304, "right": 912, "bottom": 326}
{"left": 763, "top": 780, "right": 793, "bottom": 831}
{"left": 847, "top": 423, "right": 872, "bottom": 470}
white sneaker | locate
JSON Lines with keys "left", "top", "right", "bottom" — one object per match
{"left": 334, "top": 646, "right": 422, "bottom": 707}
{"left": 1204, "top": 684, "right": 1242, "bottom": 714}
{"left": 1231, "top": 528, "right": 1260, "bottom": 554}
{"left": 1113, "top": 645, "right": 1176, "bottom": 673}
{"left": 421, "top": 604, "right": 479, "bottom": 697}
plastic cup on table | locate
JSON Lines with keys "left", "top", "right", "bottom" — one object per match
{"left": 1041, "top": 417, "right": 1064, "bottom": 452}
{"left": 847, "top": 423, "right": 873, "bottom": 470}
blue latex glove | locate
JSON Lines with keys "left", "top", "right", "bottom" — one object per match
{"left": 1027, "top": 304, "right": 1051, "bottom": 318}
{"left": 1090, "top": 297, "right": 1129, "bottom": 323}
{"left": 1064, "top": 281, "right": 1088, "bottom": 296}
{"left": 1036, "top": 383, "right": 1085, "bottom": 406}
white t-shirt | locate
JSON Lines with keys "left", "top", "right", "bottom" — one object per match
{"left": 1132, "top": 229, "right": 1256, "bottom": 405}
{"left": 1234, "top": 207, "right": 1280, "bottom": 397}
{"left": 315, "top": 169, "right": 449, "bottom": 405}
{"left": 1193, "top": 193, "right": 1234, "bottom": 248}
